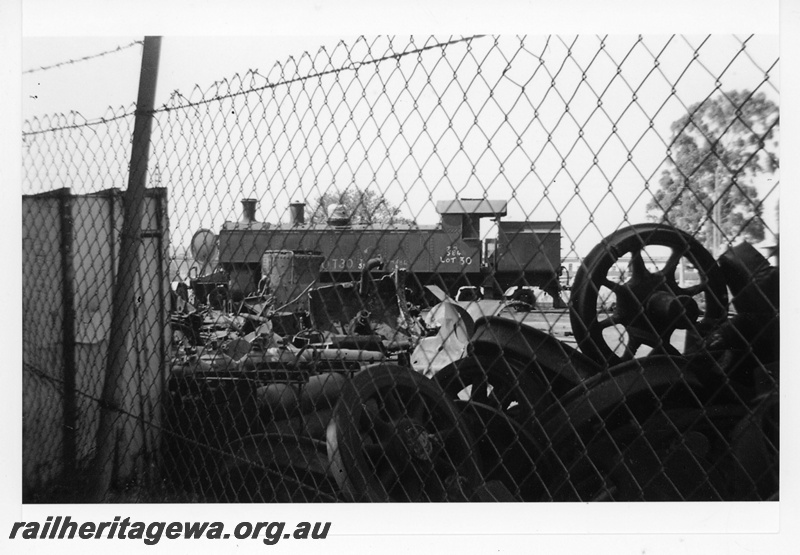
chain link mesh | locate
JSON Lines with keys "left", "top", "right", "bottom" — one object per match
{"left": 21, "top": 34, "right": 778, "bottom": 502}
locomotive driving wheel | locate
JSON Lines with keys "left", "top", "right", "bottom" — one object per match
{"left": 326, "top": 364, "right": 482, "bottom": 502}
{"left": 570, "top": 224, "right": 728, "bottom": 367}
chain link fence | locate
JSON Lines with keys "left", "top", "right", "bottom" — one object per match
{"left": 21, "top": 34, "right": 779, "bottom": 502}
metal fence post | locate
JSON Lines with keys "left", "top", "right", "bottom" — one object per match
{"left": 88, "top": 36, "right": 161, "bottom": 501}
{"left": 58, "top": 189, "right": 77, "bottom": 481}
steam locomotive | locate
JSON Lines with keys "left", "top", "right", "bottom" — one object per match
{"left": 205, "top": 197, "right": 565, "bottom": 307}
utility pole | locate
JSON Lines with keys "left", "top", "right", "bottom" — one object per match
{"left": 89, "top": 36, "right": 161, "bottom": 502}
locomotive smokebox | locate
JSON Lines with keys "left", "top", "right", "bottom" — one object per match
{"left": 240, "top": 198, "right": 259, "bottom": 223}
{"left": 290, "top": 202, "right": 306, "bottom": 226}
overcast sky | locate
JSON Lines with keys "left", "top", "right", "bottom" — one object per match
{"left": 10, "top": 2, "right": 791, "bottom": 261}
{"left": 22, "top": 36, "right": 357, "bottom": 119}
{"left": 19, "top": 33, "right": 782, "bottom": 258}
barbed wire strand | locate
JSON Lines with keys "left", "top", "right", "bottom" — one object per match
{"left": 22, "top": 35, "right": 486, "bottom": 137}
{"left": 23, "top": 39, "right": 144, "bottom": 75}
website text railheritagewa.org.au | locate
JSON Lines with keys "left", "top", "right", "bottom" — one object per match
{"left": 8, "top": 516, "right": 331, "bottom": 546}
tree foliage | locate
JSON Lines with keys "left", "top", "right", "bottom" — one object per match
{"left": 309, "top": 187, "right": 415, "bottom": 225}
{"left": 646, "top": 90, "right": 779, "bottom": 248}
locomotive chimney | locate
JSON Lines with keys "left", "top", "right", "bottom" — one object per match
{"left": 290, "top": 202, "right": 306, "bottom": 225}
{"left": 240, "top": 198, "right": 258, "bottom": 223}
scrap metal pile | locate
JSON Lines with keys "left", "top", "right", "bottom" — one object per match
{"left": 164, "top": 224, "right": 778, "bottom": 502}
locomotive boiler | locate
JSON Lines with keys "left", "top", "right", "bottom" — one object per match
{"left": 211, "top": 198, "right": 565, "bottom": 307}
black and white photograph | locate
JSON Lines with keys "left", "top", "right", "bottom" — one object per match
{"left": 3, "top": 1, "right": 796, "bottom": 553}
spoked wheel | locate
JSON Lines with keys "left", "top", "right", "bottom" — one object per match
{"left": 326, "top": 363, "right": 483, "bottom": 502}
{"left": 570, "top": 224, "right": 728, "bottom": 367}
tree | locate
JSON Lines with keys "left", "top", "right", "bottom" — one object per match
{"left": 309, "top": 187, "right": 415, "bottom": 225}
{"left": 646, "top": 90, "right": 779, "bottom": 251}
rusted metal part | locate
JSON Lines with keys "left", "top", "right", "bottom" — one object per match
{"left": 540, "top": 356, "right": 705, "bottom": 446}
{"left": 718, "top": 241, "right": 778, "bottom": 314}
{"left": 166, "top": 363, "right": 354, "bottom": 499}
{"left": 536, "top": 355, "right": 751, "bottom": 501}
{"left": 569, "top": 224, "right": 729, "bottom": 366}
{"left": 469, "top": 316, "right": 601, "bottom": 406}
{"left": 579, "top": 404, "right": 748, "bottom": 501}
{"left": 451, "top": 400, "right": 551, "bottom": 501}
{"left": 706, "top": 242, "right": 779, "bottom": 371}
{"left": 170, "top": 262, "right": 410, "bottom": 378}
{"left": 308, "top": 273, "right": 409, "bottom": 339}
{"left": 434, "top": 354, "right": 540, "bottom": 422}
{"left": 326, "top": 363, "right": 482, "bottom": 502}
{"left": 167, "top": 223, "right": 780, "bottom": 503}
{"left": 726, "top": 390, "right": 779, "bottom": 500}
{"left": 410, "top": 300, "right": 474, "bottom": 377}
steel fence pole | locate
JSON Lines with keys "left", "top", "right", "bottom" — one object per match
{"left": 88, "top": 35, "right": 161, "bottom": 501}
{"left": 58, "top": 189, "right": 77, "bottom": 481}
